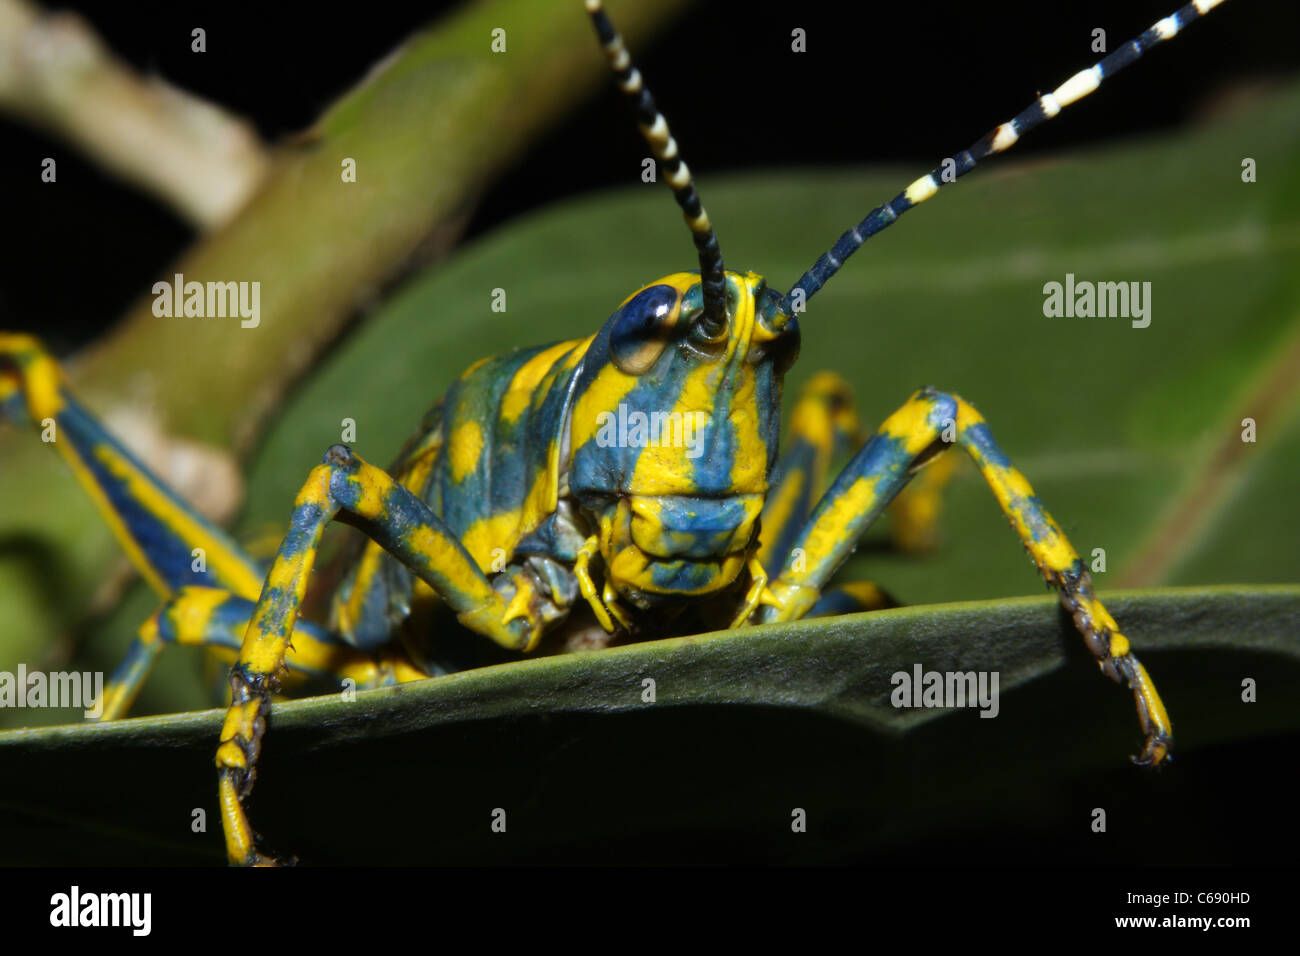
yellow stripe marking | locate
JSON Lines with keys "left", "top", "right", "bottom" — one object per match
{"left": 448, "top": 420, "right": 484, "bottom": 483}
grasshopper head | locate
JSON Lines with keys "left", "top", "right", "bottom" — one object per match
{"left": 564, "top": 270, "right": 799, "bottom": 611}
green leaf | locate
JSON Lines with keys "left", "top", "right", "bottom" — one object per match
{"left": 1, "top": 587, "right": 1297, "bottom": 863}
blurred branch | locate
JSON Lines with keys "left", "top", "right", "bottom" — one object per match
{"left": 0, "top": 0, "right": 268, "bottom": 228}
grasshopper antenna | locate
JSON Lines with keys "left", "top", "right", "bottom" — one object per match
{"left": 779, "top": 0, "right": 1230, "bottom": 318}
{"left": 586, "top": 0, "right": 728, "bottom": 338}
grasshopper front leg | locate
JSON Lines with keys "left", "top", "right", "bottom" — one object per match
{"left": 759, "top": 387, "right": 1173, "bottom": 768}
{"left": 216, "top": 444, "right": 543, "bottom": 865}
{"left": 758, "top": 371, "right": 955, "bottom": 590}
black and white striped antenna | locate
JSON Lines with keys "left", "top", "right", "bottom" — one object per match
{"left": 586, "top": 0, "right": 729, "bottom": 338}
{"left": 778, "top": 0, "right": 1230, "bottom": 317}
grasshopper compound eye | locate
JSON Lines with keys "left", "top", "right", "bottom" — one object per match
{"left": 608, "top": 285, "right": 681, "bottom": 374}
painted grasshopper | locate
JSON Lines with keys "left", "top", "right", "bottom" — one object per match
{"left": 0, "top": 0, "right": 1240, "bottom": 864}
